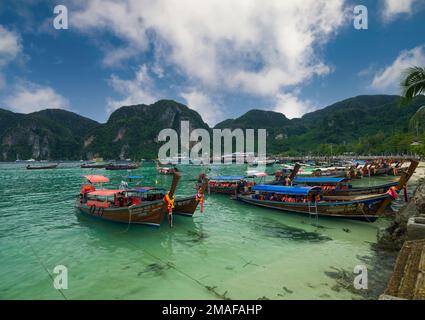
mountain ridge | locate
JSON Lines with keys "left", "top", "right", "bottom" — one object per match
{"left": 1, "top": 94, "right": 425, "bottom": 160}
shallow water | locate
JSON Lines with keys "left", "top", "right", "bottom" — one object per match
{"left": 0, "top": 162, "right": 410, "bottom": 300}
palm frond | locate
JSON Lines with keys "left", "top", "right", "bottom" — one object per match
{"left": 400, "top": 66, "right": 425, "bottom": 105}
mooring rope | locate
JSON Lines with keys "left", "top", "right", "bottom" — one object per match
{"left": 120, "top": 232, "right": 229, "bottom": 299}
{"left": 26, "top": 242, "right": 68, "bottom": 300}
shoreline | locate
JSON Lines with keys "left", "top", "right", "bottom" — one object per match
{"left": 377, "top": 162, "right": 425, "bottom": 299}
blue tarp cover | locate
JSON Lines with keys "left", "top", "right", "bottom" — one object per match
{"left": 293, "top": 177, "right": 346, "bottom": 184}
{"left": 127, "top": 175, "right": 144, "bottom": 179}
{"left": 252, "top": 185, "right": 320, "bottom": 195}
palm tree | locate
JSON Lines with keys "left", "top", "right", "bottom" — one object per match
{"left": 401, "top": 66, "right": 425, "bottom": 104}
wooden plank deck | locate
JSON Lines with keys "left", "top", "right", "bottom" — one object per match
{"left": 382, "top": 239, "right": 425, "bottom": 300}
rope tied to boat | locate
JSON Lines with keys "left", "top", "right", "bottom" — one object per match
{"left": 164, "top": 193, "right": 175, "bottom": 227}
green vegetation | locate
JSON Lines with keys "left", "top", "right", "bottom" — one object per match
{"left": 82, "top": 100, "right": 209, "bottom": 160}
{"left": 1, "top": 95, "right": 425, "bottom": 160}
{"left": 401, "top": 66, "right": 425, "bottom": 105}
{"left": 0, "top": 109, "right": 98, "bottom": 161}
{"left": 215, "top": 95, "right": 425, "bottom": 156}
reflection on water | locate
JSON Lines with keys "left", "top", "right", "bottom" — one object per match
{"left": 0, "top": 162, "right": 410, "bottom": 299}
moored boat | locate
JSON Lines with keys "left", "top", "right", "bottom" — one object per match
{"left": 26, "top": 163, "right": 58, "bottom": 170}
{"left": 105, "top": 162, "right": 141, "bottom": 170}
{"left": 203, "top": 175, "right": 254, "bottom": 195}
{"left": 81, "top": 162, "right": 109, "bottom": 168}
{"left": 123, "top": 174, "right": 208, "bottom": 217}
{"left": 156, "top": 160, "right": 178, "bottom": 175}
{"left": 75, "top": 173, "right": 181, "bottom": 226}
{"left": 237, "top": 185, "right": 391, "bottom": 222}
{"left": 290, "top": 160, "right": 418, "bottom": 197}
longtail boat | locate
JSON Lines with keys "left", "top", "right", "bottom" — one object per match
{"left": 291, "top": 160, "right": 418, "bottom": 197}
{"left": 355, "top": 160, "right": 408, "bottom": 177}
{"left": 270, "top": 163, "right": 301, "bottom": 185}
{"left": 155, "top": 160, "right": 178, "bottom": 175}
{"left": 26, "top": 163, "right": 58, "bottom": 170}
{"left": 105, "top": 162, "right": 140, "bottom": 170}
{"left": 203, "top": 175, "right": 254, "bottom": 195}
{"left": 81, "top": 162, "right": 109, "bottom": 168}
{"left": 125, "top": 176, "right": 208, "bottom": 217}
{"left": 237, "top": 185, "right": 391, "bottom": 222}
{"left": 75, "top": 173, "right": 181, "bottom": 226}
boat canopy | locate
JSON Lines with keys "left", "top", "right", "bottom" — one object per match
{"left": 252, "top": 185, "right": 321, "bottom": 196}
{"left": 210, "top": 175, "right": 246, "bottom": 180}
{"left": 84, "top": 175, "right": 110, "bottom": 183}
{"left": 293, "top": 177, "right": 347, "bottom": 184}
{"left": 88, "top": 189, "right": 123, "bottom": 196}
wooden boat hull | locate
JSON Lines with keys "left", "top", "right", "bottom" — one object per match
{"left": 75, "top": 199, "right": 166, "bottom": 226}
{"left": 81, "top": 164, "right": 108, "bottom": 168}
{"left": 105, "top": 164, "right": 140, "bottom": 170}
{"left": 105, "top": 166, "right": 140, "bottom": 171}
{"left": 207, "top": 185, "right": 240, "bottom": 195}
{"left": 315, "top": 182, "right": 398, "bottom": 197}
{"left": 173, "top": 196, "right": 200, "bottom": 217}
{"left": 237, "top": 194, "right": 389, "bottom": 222}
{"left": 26, "top": 164, "right": 58, "bottom": 170}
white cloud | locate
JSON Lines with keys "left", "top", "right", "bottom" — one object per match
{"left": 71, "top": 0, "right": 347, "bottom": 99}
{"left": 106, "top": 64, "right": 157, "bottom": 113}
{"left": 180, "top": 90, "right": 223, "bottom": 126}
{"left": 4, "top": 81, "right": 70, "bottom": 113}
{"left": 371, "top": 45, "right": 425, "bottom": 92}
{"left": 0, "top": 25, "right": 22, "bottom": 90}
{"left": 382, "top": 0, "right": 418, "bottom": 21}
{"left": 0, "top": 25, "right": 21, "bottom": 67}
{"left": 273, "top": 92, "right": 315, "bottom": 119}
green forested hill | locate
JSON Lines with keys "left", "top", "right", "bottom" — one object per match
{"left": 82, "top": 100, "right": 210, "bottom": 160}
{"left": 215, "top": 95, "right": 425, "bottom": 156}
{"left": 0, "top": 109, "right": 99, "bottom": 160}
{"left": 1, "top": 95, "right": 425, "bottom": 160}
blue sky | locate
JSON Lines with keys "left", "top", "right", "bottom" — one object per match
{"left": 0, "top": 0, "right": 424, "bottom": 126}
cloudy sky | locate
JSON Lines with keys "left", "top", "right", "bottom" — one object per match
{"left": 0, "top": 0, "right": 424, "bottom": 126}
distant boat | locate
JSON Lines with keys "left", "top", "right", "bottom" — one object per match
{"left": 81, "top": 162, "right": 109, "bottom": 169}
{"left": 26, "top": 164, "right": 58, "bottom": 170}
{"left": 155, "top": 160, "right": 178, "bottom": 175}
{"left": 105, "top": 162, "right": 140, "bottom": 170}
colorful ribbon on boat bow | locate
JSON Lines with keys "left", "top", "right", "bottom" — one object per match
{"left": 386, "top": 186, "right": 398, "bottom": 200}
{"left": 164, "top": 193, "right": 175, "bottom": 227}
{"left": 196, "top": 189, "right": 205, "bottom": 213}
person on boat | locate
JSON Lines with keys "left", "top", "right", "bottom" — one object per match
{"left": 236, "top": 180, "right": 245, "bottom": 194}
{"left": 283, "top": 175, "right": 292, "bottom": 186}
{"left": 80, "top": 183, "right": 96, "bottom": 202}
{"left": 274, "top": 170, "right": 283, "bottom": 182}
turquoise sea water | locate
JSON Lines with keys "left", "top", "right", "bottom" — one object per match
{"left": 0, "top": 162, "right": 405, "bottom": 300}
